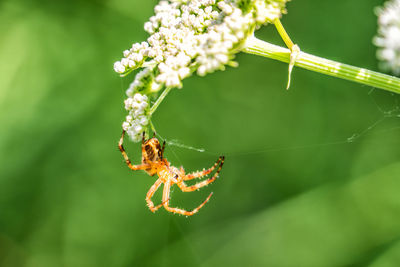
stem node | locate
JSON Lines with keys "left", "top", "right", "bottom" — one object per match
{"left": 243, "top": 36, "right": 400, "bottom": 94}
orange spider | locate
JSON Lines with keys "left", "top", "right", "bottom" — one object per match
{"left": 118, "top": 130, "right": 225, "bottom": 216}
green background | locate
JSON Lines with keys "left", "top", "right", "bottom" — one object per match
{"left": 1, "top": 0, "right": 400, "bottom": 266}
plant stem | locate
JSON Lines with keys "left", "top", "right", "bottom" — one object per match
{"left": 243, "top": 36, "right": 400, "bottom": 94}
{"left": 273, "top": 19, "right": 295, "bottom": 50}
{"left": 149, "top": 87, "right": 172, "bottom": 116}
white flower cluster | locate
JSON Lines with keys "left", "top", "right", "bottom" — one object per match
{"left": 125, "top": 68, "right": 161, "bottom": 96}
{"left": 374, "top": 0, "right": 400, "bottom": 75}
{"left": 114, "top": 0, "right": 289, "bottom": 87}
{"left": 122, "top": 93, "right": 150, "bottom": 142}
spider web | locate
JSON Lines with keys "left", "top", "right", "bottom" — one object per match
{"left": 346, "top": 89, "right": 400, "bottom": 143}
{"left": 159, "top": 90, "right": 400, "bottom": 159}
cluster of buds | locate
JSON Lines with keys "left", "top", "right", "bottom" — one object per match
{"left": 114, "top": 0, "right": 290, "bottom": 141}
{"left": 374, "top": 0, "right": 400, "bottom": 75}
{"left": 122, "top": 93, "right": 150, "bottom": 142}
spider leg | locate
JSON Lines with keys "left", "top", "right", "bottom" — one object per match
{"left": 162, "top": 181, "right": 213, "bottom": 216}
{"left": 178, "top": 156, "right": 224, "bottom": 192}
{"left": 146, "top": 178, "right": 164, "bottom": 212}
{"left": 183, "top": 156, "right": 225, "bottom": 181}
{"left": 119, "top": 130, "right": 150, "bottom": 171}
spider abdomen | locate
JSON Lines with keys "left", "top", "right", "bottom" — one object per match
{"left": 142, "top": 138, "right": 162, "bottom": 163}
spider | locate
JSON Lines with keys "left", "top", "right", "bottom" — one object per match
{"left": 118, "top": 130, "right": 225, "bottom": 216}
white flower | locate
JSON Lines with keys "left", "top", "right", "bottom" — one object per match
{"left": 113, "top": 61, "right": 126, "bottom": 73}
{"left": 114, "top": 0, "right": 290, "bottom": 87}
{"left": 125, "top": 68, "right": 155, "bottom": 97}
{"left": 122, "top": 93, "right": 150, "bottom": 142}
{"left": 373, "top": 0, "right": 400, "bottom": 75}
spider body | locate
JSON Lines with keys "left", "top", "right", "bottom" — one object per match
{"left": 118, "top": 131, "right": 224, "bottom": 216}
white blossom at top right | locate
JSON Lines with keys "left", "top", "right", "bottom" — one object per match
{"left": 374, "top": 0, "right": 400, "bottom": 76}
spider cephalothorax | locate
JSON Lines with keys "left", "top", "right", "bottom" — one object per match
{"left": 118, "top": 131, "right": 224, "bottom": 216}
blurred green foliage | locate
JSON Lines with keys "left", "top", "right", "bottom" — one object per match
{"left": 1, "top": 0, "right": 400, "bottom": 266}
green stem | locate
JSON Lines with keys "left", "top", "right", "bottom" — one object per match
{"left": 243, "top": 36, "right": 400, "bottom": 94}
{"left": 273, "top": 19, "right": 294, "bottom": 50}
{"left": 149, "top": 87, "right": 172, "bottom": 116}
